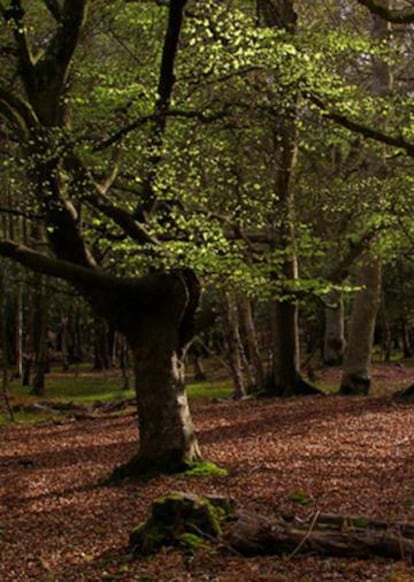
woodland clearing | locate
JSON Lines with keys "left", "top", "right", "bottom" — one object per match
{"left": 2, "top": 365, "right": 414, "bottom": 581}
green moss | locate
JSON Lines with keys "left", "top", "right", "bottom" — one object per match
{"left": 178, "top": 532, "right": 205, "bottom": 550}
{"left": 289, "top": 489, "right": 313, "bottom": 506}
{"left": 129, "top": 492, "right": 234, "bottom": 556}
{"left": 351, "top": 516, "right": 369, "bottom": 529}
{"left": 187, "top": 381, "right": 233, "bottom": 400}
{"left": 184, "top": 461, "right": 228, "bottom": 477}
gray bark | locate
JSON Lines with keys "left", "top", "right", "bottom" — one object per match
{"left": 323, "top": 290, "right": 346, "bottom": 366}
{"left": 340, "top": 1, "right": 391, "bottom": 396}
{"left": 239, "top": 297, "right": 265, "bottom": 390}
{"left": 225, "top": 291, "right": 247, "bottom": 399}
{"left": 340, "top": 259, "right": 382, "bottom": 395}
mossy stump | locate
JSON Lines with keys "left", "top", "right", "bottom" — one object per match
{"left": 129, "top": 492, "right": 235, "bottom": 555}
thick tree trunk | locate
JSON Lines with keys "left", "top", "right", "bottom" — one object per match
{"left": 270, "top": 300, "right": 299, "bottom": 396}
{"left": 114, "top": 329, "right": 201, "bottom": 477}
{"left": 131, "top": 342, "right": 201, "bottom": 473}
{"left": 323, "top": 289, "right": 346, "bottom": 365}
{"left": 340, "top": 259, "right": 382, "bottom": 395}
{"left": 103, "top": 270, "right": 203, "bottom": 477}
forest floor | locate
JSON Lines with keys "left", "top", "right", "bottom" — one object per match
{"left": 2, "top": 364, "right": 414, "bottom": 580}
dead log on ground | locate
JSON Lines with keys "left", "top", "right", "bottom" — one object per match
{"left": 227, "top": 510, "right": 414, "bottom": 560}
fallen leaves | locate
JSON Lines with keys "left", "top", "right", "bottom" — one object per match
{"left": 2, "top": 391, "right": 414, "bottom": 579}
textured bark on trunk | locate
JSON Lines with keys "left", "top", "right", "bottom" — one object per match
{"left": 60, "top": 312, "right": 70, "bottom": 372}
{"left": 323, "top": 289, "right": 346, "bottom": 366}
{"left": 101, "top": 269, "right": 203, "bottom": 477}
{"left": 340, "top": 260, "right": 382, "bottom": 395}
{"left": 124, "top": 340, "right": 201, "bottom": 474}
{"left": 268, "top": 298, "right": 318, "bottom": 396}
{"left": 93, "top": 318, "right": 110, "bottom": 370}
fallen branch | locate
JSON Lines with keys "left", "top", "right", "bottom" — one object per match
{"left": 227, "top": 509, "right": 414, "bottom": 560}
{"left": 130, "top": 493, "right": 414, "bottom": 561}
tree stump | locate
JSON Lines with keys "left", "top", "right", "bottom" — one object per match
{"left": 129, "top": 492, "right": 236, "bottom": 555}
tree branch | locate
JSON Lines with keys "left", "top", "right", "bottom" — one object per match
{"left": 0, "top": 239, "right": 157, "bottom": 296}
{"left": 94, "top": 106, "right": 232, "bottom": 151}
{"left": 327, "top": 227, "right": 381, "bottom": 284}
{"left": 136, "top": 0, "right": 188, "bottom": 217}
{"left": 0, "top": 87, "right": 38, "bottom": 130}
{"left": 1, "top": 0, "right": 35, "bottom": 87}
{"left": 64, "top": 154, "right": 161, "bottom": 245}
{"left": 311, "top": 96, "right": 414, "bottom": 157}
{"left": 44, "top": 0, "right": 62, "bottom": 21}
{"left": 356, "top": 0, "right": 414, "bottom": 23}
{"left": 0, "top": 207, "right": 42, "bottom": 220}
{"left": 39, "top": 0, "right": 89, "bottom": 74}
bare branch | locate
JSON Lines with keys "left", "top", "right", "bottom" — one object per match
{"left": 0, "top": 87, "right": 38, "bottom": 130}
{"left": 64, "top": 154, "right": 161, "bottom": 245}
{"left": 94, "top": 107, "right": 232, "bottom": 152}
{"left": 0, "top": 207, "right": 42, "bottom": 220}
{"left": 1, "top": 0, "right": 35, "bottom": 87}
{"left": 137, "top": 0, "right": 188, "bottom": 216}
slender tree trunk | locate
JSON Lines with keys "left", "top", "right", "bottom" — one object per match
{"left": 323, "top": 289, "right": 346, "bottom": 366}
{"left": 239, "top": 297, "right": 265, "bottom": 390}
{"left": 189, "top": 346, "right": 206, "bottom": 382}
{"left": 15, "top": 281, "right": 23, "bottom": 378}
{"left": 257, "top": 0, "right": 317, "bottom": 396}
{"left": 60, "top": 311, "right": 70, "bottom": 372}
{"left": 340, "top": 259, "right": 382, "bottom": 395}
{"left": 225, "top": 291, "right": 248, "bottom": 399}
{"left": 73, "top": 306, "right": 85, "bottom": 363}
{"left": 0, "top": 267, "right": 14, "bottom": 421}
{"left": 31, "top": 276, "right": 49, "bottom": 396}
{"left": 93, "top": 317, "right": 110, "bottom": 370}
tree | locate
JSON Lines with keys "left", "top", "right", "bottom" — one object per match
{"left": 0, "top": 0, "right": 202, "bottom": 475}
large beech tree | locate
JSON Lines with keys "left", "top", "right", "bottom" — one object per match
{"left": 0, "top": 0, "right": 202, "bottom": 475}
{"left": 0, "top": 0, "right": 413, "bottom": 474}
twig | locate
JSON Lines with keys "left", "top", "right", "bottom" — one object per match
{"left": 286, "top": 510, "right": 321, "bottom": 560}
